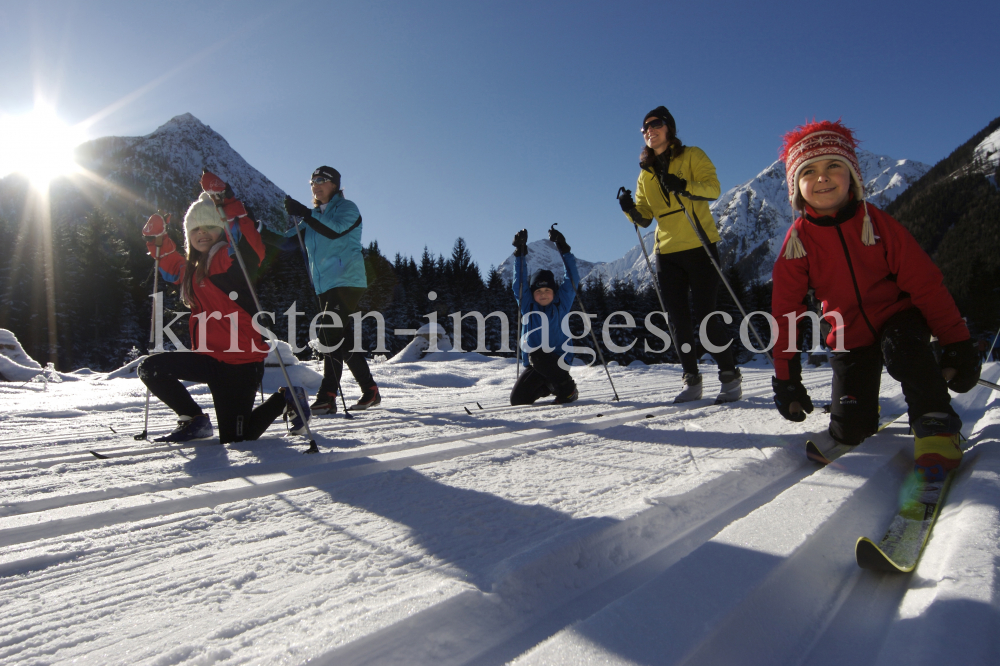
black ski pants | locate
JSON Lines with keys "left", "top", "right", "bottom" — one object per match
{"left": 316, "top": 286, "right": 376, "bottom": 396}
{"left": 510, "top": 350, "right": 576, "bottom": 405}
{"left": 657, "top": 243, "right": 736, "bottom": 375}
{"left": 829, "top": 308, "right": 956, "bottom": 446}
{"left": 138, "top": 353, "right": 286, "bottom": 444}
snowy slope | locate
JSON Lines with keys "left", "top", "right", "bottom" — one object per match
{"left": 0, "top": 328, "right": 42, "bottom": 382}
{"left": 1, "top": 356, "right": 999, "bottom": 665}
{"left": 579, "top": 226, "right": 658, "bottom": 289}
{"left": 972, "top": 126, "right": 1000, "bottom": 174}
{"left": 75, "top": 113, "right": 289, "bottom": 226}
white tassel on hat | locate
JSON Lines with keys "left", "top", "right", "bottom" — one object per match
{"left": 783, "top": 227, "right": 807, "bottom": 260}
{"left": 861, "top": 202, "right": 875, "bottom": 246}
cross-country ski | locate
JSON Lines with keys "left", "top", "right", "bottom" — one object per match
{"left": 856, "top": 471, "right": 957, "bottom": 572}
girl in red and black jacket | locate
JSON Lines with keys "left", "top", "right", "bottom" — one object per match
{"left": 138, "top": 175, "right": 309, "bottom": 444}
{"left": 770, "top": 120, "right": 980, "bottom": 481}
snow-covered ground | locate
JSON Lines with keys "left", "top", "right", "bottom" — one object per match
{"left": 1, "top": 356, "right": 999, "bottom": 665}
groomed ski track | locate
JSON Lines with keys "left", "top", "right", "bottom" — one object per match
{"left": 1, "top": 359, "right": 999, "bottom": 665}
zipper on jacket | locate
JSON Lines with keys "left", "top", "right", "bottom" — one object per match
{"left": 834, "top": 225, "right": 879, "bottom": 341}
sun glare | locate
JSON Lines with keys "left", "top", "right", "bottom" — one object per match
{"left": 0, "top": 106, "right": 85, "bottom": 188}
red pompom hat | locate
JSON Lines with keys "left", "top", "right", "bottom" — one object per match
{"left": 779, "top": 120, "right": 874, "bottom": 259}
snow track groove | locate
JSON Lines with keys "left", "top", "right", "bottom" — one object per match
{"left": 3, "top": 362, "right": 995, "bottom": 665}
{"left": 0, "top": 379, "right": 788, "bottom": 543}
{"left": 0, "top": 371, "right": 792, "bottom": 470}
{"left": 505, "top": 368, "right": 1000, "bottom": 666}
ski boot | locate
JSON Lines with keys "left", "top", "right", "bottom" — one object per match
{"left": 154, "top": 414, "right": 213, "bottom": 443}
{"left": 913, "top": 412, "right": 963, "bottom": 482}
{"left": 554, "top": 384, "right": 579, "bottom": 404}
{"left": 673, "top": 372, "right": 703, "bottom": 403}
{"left": 715, "top": 369, "right": 743, "bottom": 404}
{"left": 283, "top": 386, "right": 312, "bottom": 435}
{"left": 310, "top": 390, "right": 338, "bottom": 416}
{"left": 351, "top": 385, "right": 381, "bottom": 410}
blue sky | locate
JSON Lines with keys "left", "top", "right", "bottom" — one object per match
{"left": 1, "top": 0, "right": 997, "bottom": 271}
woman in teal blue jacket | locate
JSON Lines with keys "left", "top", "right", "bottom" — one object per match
{"left": 510, "top": 227, "right": 580, "bottom": 405}
{"left": 284, "top": 166, "right": 379, "bottom": 414}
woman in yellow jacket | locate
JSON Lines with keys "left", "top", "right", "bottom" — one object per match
{"left": 618, "top": 106, "right": 741, "bottom": 403}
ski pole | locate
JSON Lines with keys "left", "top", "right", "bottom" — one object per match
{"left": 551, "top": 224, "right": 620, "bottom": 401}
{"left": 979, "top": 378, "right": 1000, "bottom": 392}
{"left": 136, "top": 213, "right": 166, "bottom": 441}
{"left": 515, "top": 253, "right": 526, "bottom": 380}
{"left": 628, "top": 219, "right": 681, "bottom": 355}
{"left": 672, "top": 196, "right": 773, "bottom": 367}
{"left": 213, "top": 201, "right": 320, "bottom": 454}
{"left": 291, "top": 214, "right": 353, "bottom": 419}
{"left": 516, "top": 303, "right": 522, "bottom": 380}
{"left": 989, "top": 325, "right": 1000, "bottom": 361}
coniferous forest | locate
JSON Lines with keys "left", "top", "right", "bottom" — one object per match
{"left": 0, "top": 201, "right": 780, "bottom": 372}
{"left": 886, "top": 115, "right": 1000, "bottom": 333}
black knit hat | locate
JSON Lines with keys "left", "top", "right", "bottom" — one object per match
{"left": 311, "top": 166, "right": 341, "bottom": 188}
{"left": 643, "top": 106, "right": 676, "bottom": 136}
{"left": 530, "top": 270, "right": 555, "bottom": 293}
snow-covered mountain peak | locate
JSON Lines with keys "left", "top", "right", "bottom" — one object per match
{"left": 65, "top": 113, "right": 288, "bottom": 229}
{"left": 150, "top": 112, "right": 202, "bottom": 131}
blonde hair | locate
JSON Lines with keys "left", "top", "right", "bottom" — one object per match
{"left": 181, "top": 236, "right": 226, "bottom": 307}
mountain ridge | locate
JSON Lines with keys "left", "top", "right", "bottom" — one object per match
{"left": 0, "top": 113, "right": 289, "bottom": 232}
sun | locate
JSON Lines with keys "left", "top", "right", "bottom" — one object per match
{"left": 0, "top": 105, "right": 86, "bottom": 188}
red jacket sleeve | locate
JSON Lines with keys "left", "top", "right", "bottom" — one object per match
{"left": 877, "top": 210, "right": 969, "bottom": 346}
{"left": 157, "top": 248, "right": 187, "bottom": 284}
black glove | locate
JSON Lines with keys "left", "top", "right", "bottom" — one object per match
{"left": 940, "top": 339, "right": 981, "bottom": 393}
{"left": 659, "top": 173, "right": 688, "bottom": 194}
{"left": 772, "top": 377, "right": 814, "bottom": 422}
{"left": 284, "top": 196, "right": 312, "bottom": 219}
{"left": 548, "top": 225, "right": 570, "bottom": 254}
{"left": 512, "top": 229, "right": 528, "bottom": 257}
{"left": 617, "top": 187, "right": 635, "bottom": 213}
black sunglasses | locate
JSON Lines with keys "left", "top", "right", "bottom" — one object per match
{"left": 641, "top": 118, "right": 667, "bottom": 134}
{"left": 310, "top": 177, "right": 333, "bottom": 185}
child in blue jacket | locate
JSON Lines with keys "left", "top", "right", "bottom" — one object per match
{"left": 510, "top": 227, "right": 580, "bottom": 405}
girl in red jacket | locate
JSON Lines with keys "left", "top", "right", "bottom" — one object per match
{"left": 770, "top": 120, "right": 980, "bottom": 481}
{"left": 138, "top": 177, "right": 310, "bottom": 443}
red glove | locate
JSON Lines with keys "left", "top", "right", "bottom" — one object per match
{"left": 144, "top": 213, "right": 175, "bottom": 258}
{"left": 201, "top": 169, "right": 236, "bottom": 203}
{"left": 201, "top": 170, "right": 227, "bottom": 196}
{"left": 222, "top": 200, "right": 247, "bottom": 221}
{"left": 142, "top": 213, "right": 170, "bottom": 239}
